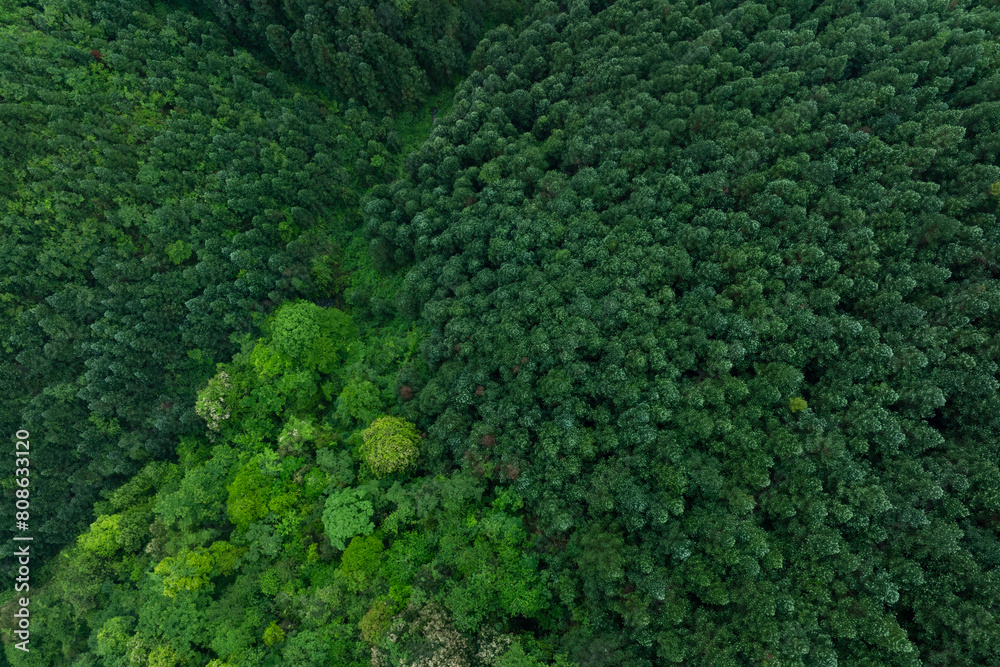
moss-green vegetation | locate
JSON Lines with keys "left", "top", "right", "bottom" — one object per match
{"left": 361, "top": 416, "right": 423, "bottom": 478}
{"left": 4, "top": 0, "right": 1000, "bottom": 666}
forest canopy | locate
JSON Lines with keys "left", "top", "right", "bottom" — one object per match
{"left": 183, "top": 0, "right": 531, "bottom": 112}
{"left": 364, "top": 0, "right": 1000, "bottom": 664}
{"left": 0, "top": 0, "right": 395, "bottom": 568}
{"left": 3, "top": 0, "right": 1000, "bottom": 666}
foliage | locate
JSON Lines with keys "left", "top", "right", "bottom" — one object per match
{"left": 360, "top": 597, "right": 398, "bottom": 645}
{"left": 340, "top": 535, "right": 385, "bottom": 592}
{"left": 77, "top": 514, "right": 124, "bottom": 558}
{"left": 266, "top": 300, "right": 356, "bottom": 374}
{"left": 9, "top": 0, "right": 1000, "bottom": 665}
{"left": 323, "top": 485, "right": 376, "bottom": 551}
{"left": 361, "top": 415, "right": 422, "bottom": 478}
{"left": 280, "top": 628, "right": 332, "bottom": 665}
{"left": 0, "top": 0, "right": 395, "bottom": 571}
{"left": 336, "top": 374, "right": 385, "bottom": 425}
{"left": 195, "top": 370, "right": 235, "bottom": 434}
{"left": 361, "top": 0, "right": 1000, "bottom": 664}
{"left": 226, "top": 454, "right": 280, "bottom": 530}
{"left": 96, "top": 616, "right": 134, "bottom": 659}
{"left": 262, "top": 621, "right": 285, "bottom": 646}
{"left": 497, "top": 641, "right": 577, "bottom": 667}
{"left": 277, "top": 415, "right": 332, "bottom": 455}
{"left": 151, "top": 541, "right": 242, "bottom": 598}
{"left": 382, "top": 601, "right": 472, "bottom": 667}
{"left": 156, "top": 445, "right": 238, "bottom": 535}
{"left": 317, "top": 447, "right": 358, "bottom": 488}
{"left": 438, "top": 502, "right": 547, "bottom": 632}
{"left": 183, "top": 0, "right": 532, "bottom": 112}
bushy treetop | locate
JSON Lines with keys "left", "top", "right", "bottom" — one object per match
{"left": 360, "top": 415, "right": 422, "bottom": 478}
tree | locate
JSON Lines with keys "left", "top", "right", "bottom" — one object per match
{"left": 339, "top": 535, "right": 385, "bottom": 592}
{"left": 95, "top": 615, "right": 135, "bottom": 665}
{"left": 360, "top": 415, "right": 422, "bottom": 478}
{"left": 0, "top": 0, "right": 391, "bottom": 576}
{"left": 267, "top": 300, "right": 356, "bottom": 374}
{"left": 323, "top": 485, "right": 375, "bottom": 551}
{"left": 281, "top": 629, "right": 331, "bottom": 665}
{"left": 78, "top": 514, "right": 125, "bottom": 558}
{"left": 263, "top": 621, "right": 285, "bottom": 646}
{"left": 227, "top": 454, "right": 280, "bottom": 530}
{"left": 361, "top": 0, "right": 1000, "bottom": 663}
{"left": 188, "top": 0, "right": 524, "bottom": 112}
{"left": 157, "top": 445, "right": 238, "bottom": 535}
{"left": 195, "top": 370, "right": 237, "bottom": 435}
{"left": 153, "top": 541, "right": 242, "bottom": 598}
{"left": 336, "top": 374, "right": 384, "bottom": 426}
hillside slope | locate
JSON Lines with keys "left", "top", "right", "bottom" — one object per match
{"left": 366, "top": 0, "right": 1000, "bottom": 664}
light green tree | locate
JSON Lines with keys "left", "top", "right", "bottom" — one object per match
{"left": 336, "top": 375, "right": 383, "bottom": 425}
{"left": 360, "top": 415, "right": 421, "bottom": 478}
{"left": 339, "top": 535, "right": 384, "bottom": 592}
{"left": 267, "top": 300, "right": 356, "bottom": 374}
{"left": 153, "top": 548, "right": 214, "bottom": 598}
{"left": 323, "top": 486, "right": 375, "bottom": 551}
{"left": 78, "top": 514, "right": 123, "bottom": 558}
{"left": 153, "top": 541, "right": 242, "bottom": 598}
{"left": 95, "top": 615, "right": 134, "bottom": 659}
{"left": 263, "top": 621, "right": 285, "bottom": 646}
{"left": 226, "top": 455, "right": 276, "bottom": 530}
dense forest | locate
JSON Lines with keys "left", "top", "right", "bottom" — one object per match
{"left": 2, "top": 0, "right": 1000, "bottom": 665}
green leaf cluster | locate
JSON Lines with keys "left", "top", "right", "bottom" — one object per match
{"left": 360, "top": 415, "right": 422, "bottom": 478}
{"left": 323, "top": 486, "right": 376, "bottom": 551}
